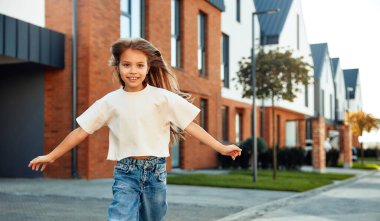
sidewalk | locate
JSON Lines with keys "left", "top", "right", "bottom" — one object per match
{"left": 0, "top": 167, "right": 374, "bottom": 221}
{"left": 218, "top": 167, "right": 377, "bottom": 221}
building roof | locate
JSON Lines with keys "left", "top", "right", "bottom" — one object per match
{"left": 310, "top": 43, "right": 329, "bottom": 80}
{"left": 207, "top": 0, "right": 225, "bottom": 12}
{"left": 343, "top": 69, "right": 359, "bottom": 99}
{"left": 331, "top": 57, "right": 340, "bottom": 78}
{"left": 254, "top": 0, "right": 293, "bottom": 45}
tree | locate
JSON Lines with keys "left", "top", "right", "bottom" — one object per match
{"left": 235, "top": 48, "right": 312, "bottom": 180}
{"left": 348, "top": 111, "right": 379, "bottom": 164}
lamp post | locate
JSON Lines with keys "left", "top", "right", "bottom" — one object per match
{"left": 251, "top": 8, "right": 279, "bottom": 182}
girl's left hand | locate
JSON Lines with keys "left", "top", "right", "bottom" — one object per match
{"left": 221, "top": 145, "right": 242, "bottom": 160}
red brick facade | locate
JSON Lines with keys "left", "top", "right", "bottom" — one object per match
{"left": 312, "top": 116, "right": 326, "bottom": 172}
{"left": 260, "top": 106, "right": 306, "bottom": 148}
{"left": 339, "top": 124, "right": 352, "bottom": 168}
{"left": 42, "top": 0, "right": 355, "bottom": 178}
{"left": 43, "top": 0, "right": 222, "bottom": 178}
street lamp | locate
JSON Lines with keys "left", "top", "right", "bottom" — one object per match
{"left": 251, "top": 8, "right": 279, "bottom": 182}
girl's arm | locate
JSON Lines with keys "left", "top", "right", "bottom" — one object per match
{"left": 184, "top": 122, "right": 242, "bottom": 160}
{"left": 28, "top": 127, "right": 89, "bottom": 172}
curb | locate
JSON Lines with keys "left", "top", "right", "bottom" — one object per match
{"left": 217, "top": 170, "right": 377, "bottom": 221}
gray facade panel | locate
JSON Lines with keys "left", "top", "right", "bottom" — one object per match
{"left": 0, "top": 13, "right": 64, "bottom": 69}
{"left": 40, "top": 29, "right": 50, "bottom": 65}
{"left": 0, "top": 15, "right": 3, "bottom": 54}
{"left": 17, "top": 20, "right": 29, "bottom": 60}
{"left": 29, "top": 25, "right": 40, "bottom": 63}
{"left": 5, "top": 16, "right": 16, "bottom": 57}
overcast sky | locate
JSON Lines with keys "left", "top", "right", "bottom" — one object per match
{"left": 301, "top": 0, "right": 380, "bottom": 119}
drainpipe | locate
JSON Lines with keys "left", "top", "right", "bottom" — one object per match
{"left": 71, "top": 0, "right": 79, "bottom": 178}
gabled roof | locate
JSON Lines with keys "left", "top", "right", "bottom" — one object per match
{"left": 343, "top": 69, "right": 359, "bottom": 99}
{"left": 331, "top": 58, "right": 340, "bottom": 78}
{"left": 207, "top": 0, "right": 225, "bottom": 12}
{"left": 310, "top": 43, "right": 329, "bottom": 80}
{"left": 254, "top": 0, "right": 293, "bottom": 45}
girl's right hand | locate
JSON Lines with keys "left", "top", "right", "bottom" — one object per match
{"left": 28, "top": 155, "right": 55, "bottom": 172}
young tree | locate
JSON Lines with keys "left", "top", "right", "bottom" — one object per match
{"left": 348, "top": 111, "right": 379, "bottom": 164}
{"left": 235, "top": 48, "right": 312, "bottom": 180}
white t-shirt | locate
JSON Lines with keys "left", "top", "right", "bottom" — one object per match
{"left": 76, "top": 84, "right": 200, "bottom": 161}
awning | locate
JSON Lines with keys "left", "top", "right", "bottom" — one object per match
{"left": 0, "top": 14, "right": 65, "bottom": 69}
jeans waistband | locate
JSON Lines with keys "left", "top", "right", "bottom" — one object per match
{"left": 118, "top": 157, "right": 166, "bottom": 167}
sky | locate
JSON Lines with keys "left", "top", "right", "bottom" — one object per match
{"left": 301, "top": 0, "right": 380, "bottom": 119}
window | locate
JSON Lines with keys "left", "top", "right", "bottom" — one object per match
{"left": 321, "top": 90, "right": 325, "bottom": 116}
{"left": 200, "top": 99, "right": 208, "bottom": 131}
{"left": 305, "top": 84, "right": 308, "bottom": 107}
{"left": 235, "top": 112, "right": 243, "bottom": 143}
{"left": 198, "top": 12, "right": 206, "bottom": 76}
{"left": 120, "top": 0, "right": 145, "bottom": 38}
{"left": 330, "top": 94, "right": 333, "bottom": 119}
{"left": 171, "top": 0, "right": 181, "bottom": 67}
{"left": 296, "top": 14, "right": 300, "bottom": 50}
{"left": 221, "top": 33, "right": 229, "bottom": 88}
{"left": 286, "top": 121, "right": 298, "bottom": 147}
{"left": 236, "top": 0, "right": 241, "bottom": 22}
{"left": 222, "top": 106, "right": 229, "bottom": 142}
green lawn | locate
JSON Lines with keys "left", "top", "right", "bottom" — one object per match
{"left": 338, "top": 162, "right": 380, "bottom": 170}
{"left": 168, "top": 169, "right": 354, "bottom": 192}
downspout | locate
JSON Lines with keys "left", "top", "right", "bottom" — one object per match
{"left": 71, "top": 0, "right": 79, "bottom": 178}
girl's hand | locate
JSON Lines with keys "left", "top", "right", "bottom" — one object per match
{"left": 221, "top": 145, "right": 242, "bottom": 160}
{"left": 28, "top": 155, "right": 55, "bottom": 172}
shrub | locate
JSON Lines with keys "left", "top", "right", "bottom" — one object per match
{"left": 326, "top": 149, "right": 340, "bottom": 167}
{"left": 217, "top": 137, "right": 268, "bottom": 169}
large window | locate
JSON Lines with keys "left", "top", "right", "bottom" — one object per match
{"left": 171, "top": 0, "right": 181, "bottom": 67}
{"left": 221, "top": 33, "right": 229, "bottom": 88}
{"left": 321, "top": 90, "right": 325, "bottom": 116}
{"left": 235, "top": 112, "right": 243, "bottom": 143}
{"left": 236, "top": 0, "right": 241, "bottom": 22}
{"left": 222, "top": 106, "right": 229, "bottom": 142}
{"left": 120, "top": 0, "right": 145, "bottom": 38}
{"left": 286, "top": 121, "right": 298, "bottom": 147}
{"left": 305, "top": 84, "right": 308, "bottom": 107}
{"left": 296, "top": 14, "right": 300, "bottom": 50}
{"left": 198, "top": 12, "right": 206, "bottom": 77}
{"left": 200, "top": 99, "right": 208, "bottom": 131}
{"left": 330, "top": 94, "right": 333, "bottom": 119}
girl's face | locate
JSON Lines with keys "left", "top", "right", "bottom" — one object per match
{"left": 118, "top": 49, "right": 149, "bottom": 92}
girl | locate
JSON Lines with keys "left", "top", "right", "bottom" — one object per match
{"left": 28, "top": 38, "right": 242, "bottom": 221}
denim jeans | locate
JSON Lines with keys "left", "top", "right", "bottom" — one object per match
{"left": 108, "top": 157, "right": 167, "bottom": 221}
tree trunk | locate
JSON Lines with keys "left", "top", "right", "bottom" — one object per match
{"left": 272, "top": 96, "right": 277, "bottom": 180}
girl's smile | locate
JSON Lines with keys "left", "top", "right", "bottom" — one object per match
{"left": 118, "top": 49, "right": 149, "bottom": 92}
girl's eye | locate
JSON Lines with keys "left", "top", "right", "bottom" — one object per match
{"left": 138, "top": 64, "right": 145, "bottom": 68}
{"left": 122, "top": 64, "right": 129, "bottom": 68}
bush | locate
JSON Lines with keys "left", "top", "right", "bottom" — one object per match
{"left": 326, "top": 149, "right": 340, "bottom": 167}
{"left": 217, "top": 137, "right": 268, "bottom": 169}
{"left": 364, "top": 148, "right": 380, "bottom": 158}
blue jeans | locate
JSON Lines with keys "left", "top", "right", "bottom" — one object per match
{"left": 108, "top": 157, "right": 167, "bottom": 221}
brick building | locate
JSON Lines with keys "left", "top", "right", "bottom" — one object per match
{"left": 0, "top": 0, "right": 227, "bottom": 178}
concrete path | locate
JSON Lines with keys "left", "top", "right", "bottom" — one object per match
{"left": 0, "top": 167, "right": 375, "bottom": 221}
{"left": 0, "top": 176, "right": 293, "bottom": 221}
{"left": 219, "top": 170, "right": 380, "bottom": 221}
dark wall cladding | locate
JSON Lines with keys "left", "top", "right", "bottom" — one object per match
{"left": 0, "top": 63, "right": 44, "bottom": 178}
{"left": 0, "top": 14, "right": 65, "bottom": 69}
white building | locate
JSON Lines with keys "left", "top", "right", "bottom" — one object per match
{"left": 331, "top": 57, "right": 347, "bottom": 122}
{"left": 310, "top": 43, "right": 336, "bottom": 122}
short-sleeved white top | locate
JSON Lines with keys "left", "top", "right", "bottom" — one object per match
{"left": 76, "top": 84, "right": 200, "bottom": 161}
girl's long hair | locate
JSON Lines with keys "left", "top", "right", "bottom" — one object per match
{"left": 109, "top": 38, "right": 192, "bottom": 145}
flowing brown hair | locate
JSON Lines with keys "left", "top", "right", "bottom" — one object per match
{"left": 109, "top": 38, "right": 193, "bottom": 145}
